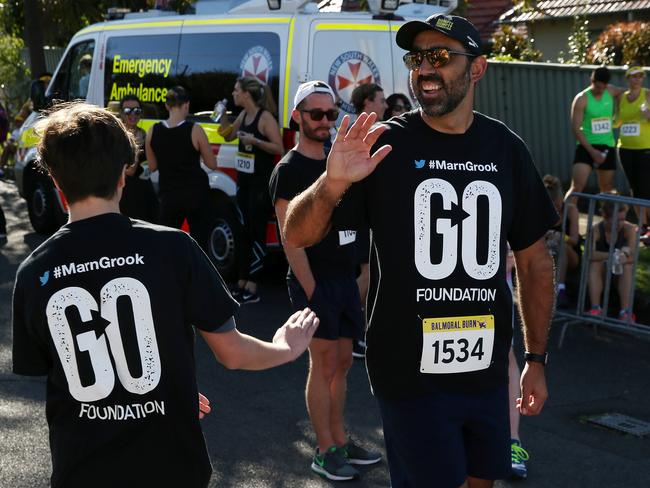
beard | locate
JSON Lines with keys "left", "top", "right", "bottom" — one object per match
{"left": 301, "top": 120, "right": 331, "bottom": 143}
{"left": 412, "top": 65, "right": 471, "bottom": 118}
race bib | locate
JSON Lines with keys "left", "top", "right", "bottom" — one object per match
{"left": 591, "top": 118, "right": 611, "bottom": 135}
{"left": 235, "top": 151, "right": 255, "bottom": 174}
{"left": 339, "top": 230, "right": 356, "bottom": 246}
{"left": 420, "top": 315, "right": 494, "bottom": 374}
{"left": 620, "top": 122, "right": 641, "bottom": 137}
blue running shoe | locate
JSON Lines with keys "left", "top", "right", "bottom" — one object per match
{"left": 511, "top": 439, "right": 529, "bottom": 479}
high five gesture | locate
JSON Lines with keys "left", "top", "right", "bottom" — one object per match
{"left": 283, "top": 112, "right": 391, "bottom": 249}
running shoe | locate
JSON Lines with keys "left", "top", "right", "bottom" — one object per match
{"left": 618, "top": 309, "right": 636, "bottom": 322}
{"left": 240, "top": 290, "right": 260, "bottom": 304}
{"left": 342, "top": 440, "right": 382, "bottom": 465}
{"left": 352, "top": 340, "right": 366, "bottom": 359}
{"left": 311, "top": 446, "right": 359, "bottom": 481}
{"left": 587, "top": 306, "right": 602, "bottom": 317}
{"left": 641, "top": 230, "right": 650, "bottom": 246}
{"left": 511, "top": 439, "right": 529, "bottom": 479}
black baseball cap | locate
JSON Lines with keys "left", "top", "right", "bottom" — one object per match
{"left": 396, "top": 14, "right": 483, "bottom": 56}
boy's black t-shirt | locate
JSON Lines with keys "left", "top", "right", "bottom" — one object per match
{"left": 269, "top": 149, "right": 357, "bottom": 279}
{"left": 333, "top": 111, "right": 558, "bottom": 398}
{"left": 12, "top": 213, "right": 238, "bottom": 488}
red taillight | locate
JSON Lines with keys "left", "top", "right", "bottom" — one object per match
{"left": 282, "top": 128, "right": 297, "bottom": 154}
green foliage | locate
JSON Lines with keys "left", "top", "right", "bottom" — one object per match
{"left": 490, "top": 25, "right": 542, "bottom": 62}
{"left": 0, "top": 0, "right": 195, "bottom": 47}
{"left": 0, "top": 34, "right": 30, "bottom": 116}
{"left": 565, "top": 15, "right": 590, "bottom": 65}
{"left": 587, "top": 22, "right": 650, "bottom": 66}
{"left": 636, "top": 247, "right": 650, "bottom": 298}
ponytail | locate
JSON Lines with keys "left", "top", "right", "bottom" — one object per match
{"left": 237, "top": 76, "right": 278, "bottom": 117}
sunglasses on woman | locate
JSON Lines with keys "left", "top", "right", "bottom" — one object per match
{"left": 122, "top": 107, "right": 142, "bottom": 115}
{"left": 403, "top": 47, "right": 476, "bottom": 71}
{"left": 300, "top": 108, "right": 340, "bottom": 121}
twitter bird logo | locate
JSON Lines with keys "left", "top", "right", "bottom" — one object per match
{"left": 39, "top": 271, "right": 49, "bottom": 287}
{"left": 414, "top": 159, "right": 426, "bottom": 169}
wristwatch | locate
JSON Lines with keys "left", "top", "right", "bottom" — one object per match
{"left": 524, "top": 351, "right": 548, "bottom": 366}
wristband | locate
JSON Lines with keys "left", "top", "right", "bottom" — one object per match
{"left": 524, "top": 351, "right": 548, "bottom": 366}
{"left": 564, "top": 234, "right": 570, "bottom": 243}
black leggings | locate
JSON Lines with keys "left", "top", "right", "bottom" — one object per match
{"left": 159, "top": 189, "right": 214, "bottom": 254}
{"left": 236, "top": 179, "right": 272, "bottom": 282}
{"left": 619, "top": 147, "right": 650, "bottom": 200}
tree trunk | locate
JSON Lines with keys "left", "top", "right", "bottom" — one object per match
{"left": 24, "top": 0, "right": 47, "bottom": 78}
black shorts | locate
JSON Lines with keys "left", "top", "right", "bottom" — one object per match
{"left": 619, "top": 147, "right": 650, "bottom": 200}
{"left": 377, "top": 386, "right": 511, "bottom": 488}
{"left": 573, "top": 144, "right": 617, "bottom": 170}
{"left": 287, "top": 275, "right": 364, "bottom": 341}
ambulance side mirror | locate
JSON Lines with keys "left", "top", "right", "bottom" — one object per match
{"left": 267, "top": 0, "right": 281, "bottom": 9}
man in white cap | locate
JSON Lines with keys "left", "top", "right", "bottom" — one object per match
{"left": 269, "top": 81, "right": 382, "bottom": 481}
{"left": 283, "top": 14, "right": 557, "bottom": 488}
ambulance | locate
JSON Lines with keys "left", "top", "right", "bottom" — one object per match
{"left": 14, "top": 0, "right": 455, "bottom": 279}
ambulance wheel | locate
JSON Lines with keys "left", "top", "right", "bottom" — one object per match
{"left": 209, "top": 206, "right": 239, "bottom": 281}
{"left": 27, "top": 172, "right": 60, "bottom": 235}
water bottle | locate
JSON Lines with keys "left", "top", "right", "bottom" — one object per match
{"left": 612, "top": 248, "right": 623, "bottom": 275}
{"left": 212, "top": 98, "right": 228, "bottom": 122}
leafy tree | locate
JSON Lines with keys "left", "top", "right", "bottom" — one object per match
{"left": 0, "top": 34, "right": 30, "bottom": 116}
{"left": 0, "top": 1, "right": 193, "bottom": 47}
{"left": 564, "top": 14, "right": 590, "bottom": 65}
{"left": 490, "top": 24, "right": 542, "bottom": 62}
{"left": 587, "top": 21, "right": 650, "bottom": 66}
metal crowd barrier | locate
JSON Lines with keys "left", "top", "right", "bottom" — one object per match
{"left": 554, "top": 192, "right": 650, "bottom": 347}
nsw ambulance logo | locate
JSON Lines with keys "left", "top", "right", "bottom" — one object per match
{"left": 240, "top": 46, "right": 273, "bottom": 84}
{"left": 328, "top": 51, "right": 382, "bottom": 114}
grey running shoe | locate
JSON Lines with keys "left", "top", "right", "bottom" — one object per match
{"left": 342, "top": 440, "right": 382, "bottom": 465}
{"left": 311, "top": 446, "right": 359, "bottom": 481}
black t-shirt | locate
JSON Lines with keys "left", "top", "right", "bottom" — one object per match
{"left": 333, "top": 111, "right": 558, "bottom": 398}
{"left": 150, "top": 121, "right": 209, "bottom": 196}
{"left": 269, "top": 149, "right": 357, "bottom": 279}
{"left": 12, "top": 213, "right": 238, "bottom": 488}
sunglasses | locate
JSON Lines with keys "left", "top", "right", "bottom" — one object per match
{"left": 122, "top": 107, "right": 142, "bottom": 115}
{"left": 403, "top": 47, "right": 476, "bottom": 70}
{"left": 300, "top": 108, "right": 339, "bottom": 121}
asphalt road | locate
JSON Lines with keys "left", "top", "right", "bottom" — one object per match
{"left": 1, "top": 178, "right": 650, "bottom": 487}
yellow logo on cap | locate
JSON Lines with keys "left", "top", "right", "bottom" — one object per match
{"left": 436, "top": 18, "right": 454, "bottom": 31}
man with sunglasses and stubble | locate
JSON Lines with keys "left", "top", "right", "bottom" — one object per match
{"left": 283, "top": 14, "right": 557, "bottom": 488}
{"left": 270, "top": 81, "right": 382, "bottom": 481}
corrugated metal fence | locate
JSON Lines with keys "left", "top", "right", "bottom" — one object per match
{"left": 20, "top": 47, "right": 64, "bottom": 76}
{"left": 475, "top": 61, "right": 629, "bottom": 190}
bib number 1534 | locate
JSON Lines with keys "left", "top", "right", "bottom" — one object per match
{"left": 420, "top": 315, "right": 494, "bottom": 374}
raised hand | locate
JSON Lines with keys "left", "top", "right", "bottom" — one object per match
{"left": 272, "top": 308, "right": 319, "bottom": 361}
{"left": 326, "top": 112, "right": 392, "bottom": 188}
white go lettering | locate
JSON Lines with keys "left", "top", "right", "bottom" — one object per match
{"left": 46, "top": 277, "right": 161, "bottom": 402}
{"left": 414, "top": 178, "right": 502, "bottom": 281}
